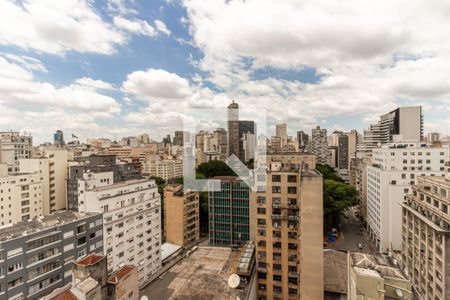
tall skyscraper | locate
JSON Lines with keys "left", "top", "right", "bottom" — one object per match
{"left": 311, "top": 126, "right": 329, "bottom": 164}
{"left": 252, "top": 153, "right": 323, "bottom": 300}
{"left": 227, "top": 101, "right": 256, "bottom": 162}
{"left": 401, "top": 165, "right": 450, "bottom": 299}
{"left": 208, "top": 176, "right": 250, "bottom": 246}
{"left": 296, "top": 131, "right": 309, "bottom": 152}
{"left": 276, "top": 123, "right": 288, "bottom": 148}
{"left": 228, "top": 101, "right": 240, "bottom": 159}
{"left": 0, "top": 131, "right": 32, "bottom": 173}
{"left": 53, "top": 129, "right": 64, "bottom": 147}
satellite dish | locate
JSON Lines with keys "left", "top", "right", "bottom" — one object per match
{"left": 395, "top": 289, "right": 403, "bottom": 297}
{"left": 228, "top": 274, "right": 240, "bottom": 289}
{"left": 141, "top": 296, "right": 149, "bottom": 300}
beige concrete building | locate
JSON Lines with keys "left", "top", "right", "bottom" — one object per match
{"left": 349, "top": 156, "right": 371, "bottom": 221}
{"left": 0, "top": 172, "right": 43, "bottom": 225}
{"left": 143, "top": 154, "right": 182, "bottom": 180}
{"left": 401, "top": 167, "right": 450, "bottom": 299}
{"left": 20, "top": 148, "right": 69, "bottom": 213}
{"left": 0, "top": 131, "right": 32, "bottom": 173}
{"left": 348, "top": 252, "right": 413, "bottom": 300}
{"left": 163, "top": 184, "right": 200, "bottom": 247}
{"left": 253, "top": 154, "right": 323, "bottom": 300}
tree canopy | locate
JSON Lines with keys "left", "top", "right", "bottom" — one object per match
{"left": 323, "top": 179, "right": 359, "bottom": 230}
{"left": 316, "top": 164, "right": 344, "bottom": 182}
{"left": 197, "top": 160, "right": 236, "bottom": 178}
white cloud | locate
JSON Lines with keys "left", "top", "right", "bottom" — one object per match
{"left": 122, "top": 69, "right": 192, "bottom": 100}
{"left": 107, "top": 0, "right": 138, "bottom": 15}
{"left": 74, "top": 77, "right": 116, "bottom": 91}
{"left": 2, "top": 53, "right": 47, "bottom": 72}
{"left": 179, "top": 0, "right": 450, "bottom": 135}
{"left": 0, "top": 0, "right": 125, "bottom": 55}
{"left": 0, "top": 56, "right": 121, "bottom": 114}
{"left": 113, "top": 16, "right": 156, "bottom": 37}
{"left": 154, "top": 20, "right": 171, "bottom": 36}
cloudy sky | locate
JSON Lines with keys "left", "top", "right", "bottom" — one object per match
{"left": 1, "top": 0, "right": 450, "bottom": 143}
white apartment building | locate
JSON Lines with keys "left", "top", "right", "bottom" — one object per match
{"left": 0, "top": 172, "right": 43, "bottom": 225}
{"left": 367, "top": 142, "right": 449, "bottom": 253}
{"left": 0, "top": 131, "right": 32, "bottom": 173}
{"left": 77, "top": 172, "right": 162, "bottom": 286}
{"left": 143, "top": 155, "right": 182, "bottom": 180}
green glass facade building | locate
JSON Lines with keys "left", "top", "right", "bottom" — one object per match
{"left": 208, "top": 177, "right": 250, "bottom": 246}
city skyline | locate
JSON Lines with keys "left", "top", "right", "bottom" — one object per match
{"left": 1, "top": 0, "right": 450, "bottom": 143}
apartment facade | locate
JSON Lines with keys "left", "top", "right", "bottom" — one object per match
{"left": 253, "top": 159, "right": 323, "bottom": 300}
{"left": 143, "top": 155, "right": 182, "bottom": 181}
{"left": 276, "top": 123, "right": 288, "bottom": 149}
{"left": 77, "top": 172, "right": 162, "bottom": 286}
{"left": 66, "top": 155, "right": 140, "bottom": 211}
{"left": 208, "top": 177, "right": 250, "bottom": 246}
{"left": 0, "top": 172, "right": 43, "bottom": 225}
{"left": 401, "top": 169, "right": 450, "bottom": 299}
{"left": 163, "top": 184, "right": 200, "bottom": 247}
{"left": 361, "top": 106, "right": 423, "bottom": 153}
{"left": 0, "top": 132, "right": 32, "bottom": 173}
{"left": 0, "top": 211, "right": 103, "bottom": 300}
{"left": 367, "top": 142, "right": 449, "bottom": 253}
{"left": 311, "top": 126, "right": 329, "bottom": 164}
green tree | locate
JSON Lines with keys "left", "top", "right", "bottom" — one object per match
{"left": 316, "top": 164, "right": 344, "bottom": 182}
{"left": 323, "top": 179, "right": 359, "bottom": 230}
{"left": 197, "top": 160, "right": 236, "bottom": 178}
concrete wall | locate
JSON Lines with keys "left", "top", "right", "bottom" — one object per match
{"left": 299, "top": 172, "right": 324, "bottom": 300}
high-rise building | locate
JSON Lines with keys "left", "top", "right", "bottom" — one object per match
{"left": 0, "top": 211, "right": 103, "bottom": 299}
{"left": 252, "top": 154, "right": 323, "bottom": 300}
{"left": 227, "top": 101, "right": 240, "bottom": 160}
{"left": 66, "top": 155, "right": 140, "bottom": 211}
{"left": 44, "top": 148, "right": 69, "bottom": 212}
{"left": 401, "top": 166, "right": 450, "bottom": 299}
{"left": 311, "top": 126, "right": 329, "bottom": 164}
{"left": 360, "top": 106, "right": 423, "bottom": 153}
{"left": 367, "top": 142, "right": 449, "bottom": 253}
{"left": 242, "top": 132, "right": 255, "bottom": 162}
{"left": 428, "top": 132, "right": 441, "bottom": 144}
{"left": 227, "top": 101, "right": 256, "bottom": 162}
{"left": 77, "top": 173, "right": 162, "bottom": 286}
{"left": 276, "top": 123, "right": 288, "bottom": 148}
{"left": 213, "top": 128, "right": 228, "bottom": 161}
{"left": 0, "top": 131, "right": 32, "bottom": 173}
{"left": 173, "top": 131, "right": 188, "bottom": 146}
{"left": 337, "top": 134, "right": 349, "bottom": 181}
{"left": 296, "top": 131, "right": 309, "bottom": 152}
{"left": 53, "top": 130, "right": 64, "bottom": 147}
{"left": 208, "top": 177, "right": 250, "bottom": 246}
{"left": 347, "top": 130, "right": 359, "bottom": 168}
{"left": 0, "top": 171, "right": 44, "bottom": 225}
{"left": 163, "top": 184, "right": 200, "bottom": 247}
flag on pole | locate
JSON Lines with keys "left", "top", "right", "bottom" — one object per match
{"left": 72, "top": 133, "right": 78, "bottom": 139}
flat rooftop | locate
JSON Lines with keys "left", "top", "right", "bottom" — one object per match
{"left": 0, "top": 210, "right": 98, "bottom": 242}
{"left": 141, "top": 246, "right": 251, "bottom": 300}
{"left": 90, "top": 178, "right": 154, "bottom": 192}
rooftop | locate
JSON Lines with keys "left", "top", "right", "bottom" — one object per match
{"left": 350, "top": 253, "right": 406, "bottom": 280}
{"left": 0, "top": 210, "right": 98, "bottom": 242}
{"left": 108, "top": 265, "right": 136, "bottom": 285}
{"left": 161, "top": 242, "right": 182, "bottom": 261}
{"left": 141, "top": 246, "right": 252, "bottom": 300}
{"left": 75, "top": 253, "right": 105, "bottom": 266}
{"left": 49, "top": 290, "right": 78, "bottom": 300}
{"left": 89, "top": 178, "right": 154, "bottom": 192}
{"left": 323, "top": 250, "right": 348, "bottom": 295}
